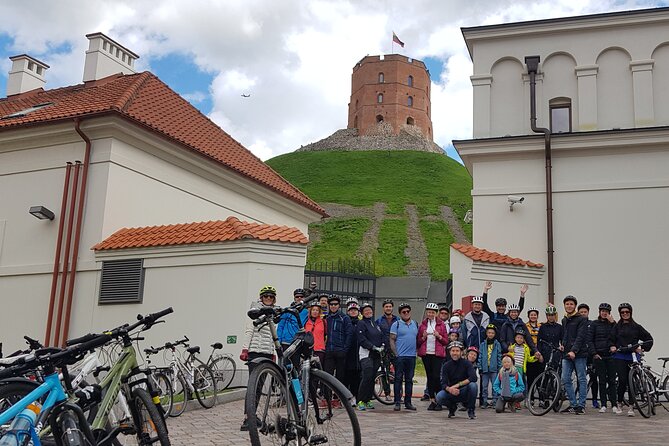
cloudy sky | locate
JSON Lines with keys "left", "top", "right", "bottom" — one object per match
{"left": 0, "top": 0, "right": 664, "bottom": 161}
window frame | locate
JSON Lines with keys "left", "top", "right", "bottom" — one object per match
{"left": 549, "top": 97, "right": 572, "bottom": 134}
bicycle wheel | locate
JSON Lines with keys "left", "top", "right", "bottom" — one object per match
{"left": 245, "top": 362, "right": 293, "bottom": 446}
{"left": 169, "top": 373, "right": 188, "bottom": 417}
{"left": 629, "top": 368, "right": 652, "bottom": 418}
{"left": 193, "top": 364, "right": 218, "bottom": 409}
{"left": 130, "top": 387, "right": 170, "bottom": 445}
{"left": 153, "top": 372, "right": 174, "bottom": 416}
{"left": 527, "top": 370, "right": 560, "bottom": 416}
{"left": 662, "top": 375, "right": 669, "bottom": 403}
{"left": 643, "top": 369, "right": 658, "bottom": 415}
{"left": 306, "top": 369, "right": 361, "bottom": 446}
{"left": 0, "top": 381, "right": 38, "bottom": 413}
{"left": 210, "top": 356, "right": 236, "bottom": 391}
{"left": 372, "top": 371, "right": 396, "bottom": 405}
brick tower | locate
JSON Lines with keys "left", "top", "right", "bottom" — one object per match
{"left": 348, "top": 54, "right": 433, "bottom": 140}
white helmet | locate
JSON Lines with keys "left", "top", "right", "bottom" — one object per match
{"left": 508, "top": 303, "right": 520, "bottom": 312}
{"left": 449, "top": 316, "right": 461, "bottom": 324}
{"left": 471, "top": 295, "right": 484, "bottom": 304}
{"left": 425, "top": 302, "right": 439, "bottom": 311}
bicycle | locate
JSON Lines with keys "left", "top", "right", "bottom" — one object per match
{"left": 620, "top": 340, "right": 657, "bottom": 418}
{"left": 204, "top": 343, "right": 237, "bottom": 392}
{"left": 527, "top": 340, "right": 564, "bottom": 416}
{"left": 643, "top": 356, "right": 669, "bottom": 404}
{"left": 372, "top": 347, "right": 397, "bottom": 406}
{"left": 245, "top": 298, "right": 361, "bottom": 446}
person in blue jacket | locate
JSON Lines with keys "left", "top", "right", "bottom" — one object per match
{"left": 325, "top": 295, "right": 353, "bottom": 385}
{"left": 493, "top": 354, "right": 525, "bottom": 413}
{"left": 479, "top": 324, "right": 502, "bottom": 408}
{"left": 276, "top": 288, "right": 308, "bottom": 351}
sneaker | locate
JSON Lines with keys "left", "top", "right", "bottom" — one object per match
{"left": 468, "top": 410, "right": 476, "bottom": 419}
{"left": 612, "top": 405, "right": 623, "bottom": 414}
{"left": 394, "top": 403, "right": 401, "bottom": 411}
{"left": 514, "top": 402, "right": 522, "bottom": 411}
{"left": 420, "top": 394, "right": 430, "bottom": 401}
{"left": 627, "top": 408, "right": 635, "bottom": 417}
{"left": 240, "top": 419, "right": 249, "bottom": 431}
{"left": 599, "top": 406, "right": 607, "bottom": 413}
{"left": 480, "top": 402, "right": 488, "bottom": 409}
{"left": 404, "top": 404, "right": 417, "bottom": 411}
{"left": 448, "top": 410, "right": 456, "bottom": 418}
{"left": 357, "top": 401, "right": 366, "bottom": 411}
{"left": 458, "top": 404, "right": 467, "bottom": 412}
{"left": 575, "top": 406, "right": 585, "bottom": 415}
{"left": 365, "top": 401, "right": 375, "bottom": 409}
{"left": 427, "top": 402, "right": 436, "bottom": 411}
{"left": 560, "top": 406, "right": 576, "bottom": 414}
{"left": 592, "top": 400, "right": 600, "bottom": 409}
{"left": 433, "top": 403, "right": 443, "bottom": 411}
{"left": 510, "top": 402, "right": 517, "bottom": 413}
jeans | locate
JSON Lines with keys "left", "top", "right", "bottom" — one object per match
{"left": 421, "top": 355, "right": 444, "bottom": 399}
{"left": 480, "top": 372, "right": 497, "bottom": 405}
{"left": 562, "top": 357, "right": 587, "bottom": 408}
{"left": 324, "top": 350, "right": 347, "bottom": 384}
{"left": 495, "top": 393, "right": 524, "bottom": 413}
{"left": 358, "top": 355, "right": 381, "bottom": 403}
{"left": 394, "top": 356, "right": 416, "bottom": 405}
{"left": 594, "top": 356, "right": 617, "bottom": 406}
{"left": 436, "top": 382, "right": 478, "bottom": 411}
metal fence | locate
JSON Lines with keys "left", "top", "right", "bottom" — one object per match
{"left": 304, "top": 259, "right": 376, "bottom": 301}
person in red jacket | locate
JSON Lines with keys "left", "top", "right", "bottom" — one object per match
{"left": 417, "top": 302, "right": 449, "bottom": 410}
{"left": 305, "top": 300, "right": 327, "bottom": 366}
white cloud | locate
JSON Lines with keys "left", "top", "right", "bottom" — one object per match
{"left": 0, "top": 0, "right": 661, "bottom": 160}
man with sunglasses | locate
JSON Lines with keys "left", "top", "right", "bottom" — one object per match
{"left": 390, "top": 303, "right": 419, "bottom": 411}
{"left": 325, "top": 295, "right": 353, "bottom": 385}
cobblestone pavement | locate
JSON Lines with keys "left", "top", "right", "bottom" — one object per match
{"left": 168, "top": 397, "right": 669, "bottom": 445}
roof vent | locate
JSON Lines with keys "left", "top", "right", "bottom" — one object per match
{"left": 6, "top": 55, "right": 49, "bottom": 96}
{"left": 82, "top": 32, "right": 138, "bottom": 82}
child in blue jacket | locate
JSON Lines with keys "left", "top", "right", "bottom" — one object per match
{"left": 493, "top": 354, "right": 525, "bottom": 413}
{"left": 478, "top": 324, "right": 502, "bottom": 408}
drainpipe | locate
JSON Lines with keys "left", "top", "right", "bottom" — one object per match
{"left": 525, "top": 55, "right": 555, "bottom": 305}
{"left": 44, "top": 162, "right": 73, "bottom": 346}
{"left": 61, "top": 119, "right": 92, "bottom": 346}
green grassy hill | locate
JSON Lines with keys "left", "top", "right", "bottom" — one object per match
{"left": 266, "top": 151, "right": 472, "bottom": 279}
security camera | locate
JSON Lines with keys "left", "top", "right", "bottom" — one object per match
{"left": 508, "top": 195, "right": 525, "bottom": 212}
{"left": 463, "top": 210, "right": 473, "bottom": 223}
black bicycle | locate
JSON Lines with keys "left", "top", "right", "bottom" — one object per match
{"left": 372, "top": 347, "right": 398, "bottom": 406}
{"left": 527, "top": 340, "right": 564, "bottom": 416}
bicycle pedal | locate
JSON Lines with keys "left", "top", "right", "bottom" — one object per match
{"left": 309, "top": 434, "right": 328, "bottom": 444}
{"left": 118, "top": 421, "right": 136, "bottom": 435}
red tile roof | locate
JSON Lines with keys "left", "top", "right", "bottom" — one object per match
{"left": 0, "top": 73, "right": 326, "bottom": 216}
{"left": 92, "top": 216, "right": 308, "bottom": 251}
{"left": 451, "top": 243, "right": 544, "bottom": 268}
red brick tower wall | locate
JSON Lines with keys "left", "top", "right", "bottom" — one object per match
{"left": 348, "top": 54, "right": 433, "bottom": 140}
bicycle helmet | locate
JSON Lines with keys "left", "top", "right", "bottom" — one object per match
{"left": 452, "top": 309, "right": 464, "bottom": 317}
{"left": 259, "top": 285, "right": 277, "bottom": 296}
{"left": 448, "top": 341, "right": 464, "bottom": 350}
{"left": 514, "top": 328, "right": 526, "bottom": 336}
{"left": 347, "top": 302, "right": 360, "bottom": 311}
{"left": 471, "top": 295, "right": 484, "bottom": 304}
{"left": 360, "top": 302, "right": 373, "bottom": 311}
{"left": 398, "top": 302, "right": 411, "bottom": 312}
{"left": 449, "top": 316, "right": 461, "bottom": 324}
{"left": 545, "top": 305, "right": 558, "bottom": 315}
{"left": 328, "top": 295, "right": 341, "bottom": 304}
{"left": 438, "top": 305, "right": 450, "bottom": 313}
{"left": 425, "top": 302, "right": 439, "bottom": 311}
{"left": 495, "top": 297, "right": 507, "bottom": 306}
{"left": 449, "top": 328, "right": 460, "bottom": 335}
{"left": 618, "top": 302, "right": 633, "bottom": 313}
{"left": 382, "top": 299, "right": 394, "bottom": 306}
{"left": 467, "top": 346, "right": 479, "bottom": 354}
{"left": 346, "top": 297, "right": 359, "bottom": 305}
{"left": 577, "top": 303, "right": 589, "bottom": 311}
{"left": 486, "top": 323, "right": 497, "bottom": 332}
{"left": 293, "top": 288, "right": 305, "bottom": 297}
{"left": 563, "top": 295, "right": 578, "bottom": 304}
{"left": 507, "top": 303, "right": 520, "bottom": 312}
{"left": 318, "top": 292, "right": 330, "bottom": 298}
{"left": 527, "top": 307, "right": 539, "bottom": 316}
{"left": 598, "top": 303, "right": 612, "bottom": 312}
{"left": 308, "top": 300, "right": 322, "bottom": 309}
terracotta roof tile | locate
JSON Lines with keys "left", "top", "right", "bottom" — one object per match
{"left": 92, "top": 216, "right": 308, "bottom": 251}
{"left": 451, "top": 243, "right": 544, "bottom": 268}
{"left": 0, "top": 73, "right": 326, "bottom": 216}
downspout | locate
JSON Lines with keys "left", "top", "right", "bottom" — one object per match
{"left": 61, "top": 119, "right": 92, "bottom": 346}
{"left": 524, "top": 55, "right": 555, "bottom": 305}
{"left": 44, "top": 162, "right": 73, "bottom": 346}
{"left": 53, "top": 161, "right": 81, "bottom": 346}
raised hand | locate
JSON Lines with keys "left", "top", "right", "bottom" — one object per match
{"left": 520, "top": 284, "right": 529, "bottom": 297}
{"left": 483, "top": 281, "right": 493, "bottom": 293}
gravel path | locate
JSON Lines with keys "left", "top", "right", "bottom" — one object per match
{"left": 441, "top": 205, "right": 470, "bottom": 243}
{"left": 404, "top": 204, "right": 430, "bottom": 276}
{"left": 355, "top": 202, "right": 386, "bottom": 259}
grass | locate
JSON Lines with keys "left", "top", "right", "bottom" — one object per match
{"left": 413, "top": 357, "right": 426, "bottom": 378}
{"left": 307, "top": 218, "right": 370, "bottom": 263}
{"left": 419, "top": 220, "right": 456, "bottom": 280}
{"left": 375, "top": 219, "right": 408, "bottom": 276}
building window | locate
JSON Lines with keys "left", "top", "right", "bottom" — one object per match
{"left": 376, "top": 114, "right": 384, "bottom": 123}
{"left": 408, "top": 75, "right": 413, "bottom": 87}
{"left": 355, "top": 99, "right": 359, "bottom": 109}
{"left": 549, "top": 97, "right": 572, "bottom": 133}
{"left": 407, "top": 96, "right": 413, "bottom": 107}
{"left": 354, "top": 115, "right": 358, "bottom": 128}
{"left": 99, "top": 258, "right": 145, "bottom": 304}
{"left": 379, "top": 72, "right": 384, "bottom": 83}
{"left": 377, "top": 93, "right": 383, "bottom": 103}
{"left": 407, "top": 117, "right": 415, "bottom": 125}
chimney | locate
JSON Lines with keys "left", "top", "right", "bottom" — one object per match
{"left": 6, "top": 54, "right": 49, "bottom": 96}
{"left": 82, "top": 32, "right": 138, "bottom": 82}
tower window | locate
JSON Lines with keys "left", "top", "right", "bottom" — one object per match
{"left": 377, "top": 93, "right": 383, "bottom": 104}
{"left": 549, "top": 97, "right": 572, "bottom": 134}
{"left": 376, "top": 115, "right": 384, "bottom": 123}
{"left": 408, "top": 96, "right": 413, "bottom": 107}
{"left": 407, "top": 117, "right": 415, "bottom": 125}
{"left": 379, "top": 72, "right": 384, "bottom": 83}
{"left": 408, "top": 75, "right": 413, "bottom": 87}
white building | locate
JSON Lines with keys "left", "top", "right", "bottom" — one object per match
{"left": 0, "top": 33, "right": 325, "bottom": 355}
{"left": 451, "top": 7, "right": 669, "bottom": 362}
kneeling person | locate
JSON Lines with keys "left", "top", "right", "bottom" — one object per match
{"left": 493, "top": 355, "right": 525, "bottom": 413}
{"left": 436, "top": 341, "right": 478, "bottom": 419}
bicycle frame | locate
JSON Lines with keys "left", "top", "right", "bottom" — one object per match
{"left": 0, "top": 372, "right": 67, "bottom": 428}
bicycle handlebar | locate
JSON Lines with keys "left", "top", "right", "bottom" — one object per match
{"left": 249, "top": 294, "right": 320, "bottom": 327}
{"left": 616, "top": 340, "right": 652, "bottom": 353}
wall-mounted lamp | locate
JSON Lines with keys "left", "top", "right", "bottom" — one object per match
{"left": 29, "top": 205, "right": 55, "bottom": 220}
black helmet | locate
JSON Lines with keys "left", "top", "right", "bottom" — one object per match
{"left": 514, "top": 328, "right": 526, "bottom": 336}
{"left": 293, "top": 288, "right": 305, "bottom": 297}
{"left": 563, "top": 295, "right": 578, "bottom": 305}
{"left": 598, "top": 303, "right": 612, "bottom": 312}
{"left": 438, "top": 305, "right": 450, "bottom": 313}
{"left": 382, "top": 299, "right": 394, "bottom": 306}
{"left": 577, "top": 303, "right": 590, "bottom": 311}
{"left": 495, "top": 297, "right": 507, "bottom": 306}
{"left": 328, "top": 295, "right": 341, "bottom": 304}
{"left": 618, "top": 302, "right": 633, "bottom": 313}
{"left": 398, "top": 302, "right": 411, "bottom": 312}
{"left": 319, "top": 292, "right": 329, "bottom": 298}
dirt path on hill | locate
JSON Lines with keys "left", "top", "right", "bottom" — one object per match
{"left": 441, "top": 205, "right": 469, "bottom": 244}
{"left": 355, "top": 202, "right": 386, "bottom": 259}
{"left": 405, "top": 204, "right": 430, "bottom": 276}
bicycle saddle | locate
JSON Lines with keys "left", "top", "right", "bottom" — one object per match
{"left": 658, "top": 356, "right": 669, "bottom": 361}
{"left": 211, "top": 343, "right": 223, "bottom": 350}
{"left": 187, "top": 346, "right": 201, "bottom": 354}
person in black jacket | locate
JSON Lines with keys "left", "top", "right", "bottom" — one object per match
{"left": 481, "top": 281, "right": 529, "bottom": 334}
{"left": 578, "top": 303, "right": 599, "bottom": 409}
{"left": 325, "top": 295, "right": 353, "bottom": 386}
{"left": 356, "top": 302, "right": 384, "bottom": 410}
{"left": 499, "top": 304, "right": 537, "bottom": 355}
{"left": 537, "top": 305, "right": 563, "bottom": 370}
{"left": 436, "top": 341, "right": 478, "bottom": 419}
{"left": 589, "top": 302, "right": 619, "bottom": 413}
{"left": 609, "top": 302, "right": 653, "bottom": 417}
{"left": 559, "top": 295, "right": 589, "bottom": 414}
{"left": 344, "top": 302, "right": 361, "bottom": 399}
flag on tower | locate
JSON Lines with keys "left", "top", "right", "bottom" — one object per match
{"left": 392, "top": 32, "right": 405, "bottom": 48}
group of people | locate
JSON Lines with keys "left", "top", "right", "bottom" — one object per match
{"left": 239, "top": 281, "right": 654, "bottom": 429}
